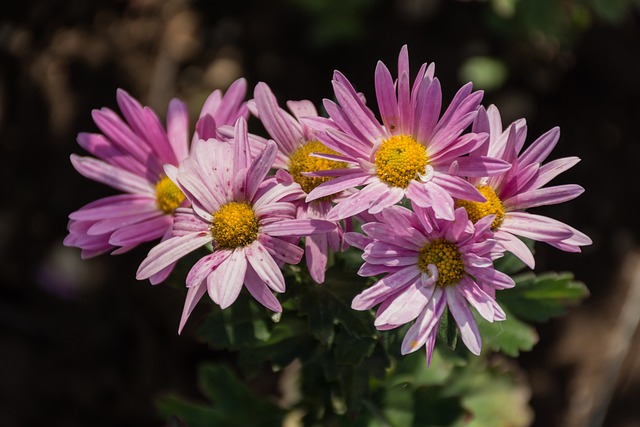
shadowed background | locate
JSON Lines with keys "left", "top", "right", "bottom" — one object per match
{"left": 1, "top": 0, "right": 640, "bottom": 426}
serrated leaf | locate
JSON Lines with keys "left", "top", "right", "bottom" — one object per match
{"left": 499, "top": 271, "right": 589, "bottom": 323}
{"left": 476, "top": 308, "right": 539, "bottom": 357}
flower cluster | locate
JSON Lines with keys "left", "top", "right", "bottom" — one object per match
{"left": 65, "top": 46, "right": 590, "bottom": 362}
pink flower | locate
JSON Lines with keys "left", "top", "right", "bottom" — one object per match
{"left": 347, "top": 203, "right": 514, "bottom": 363}
{"left": 64, "top": 80, "right": 248, "bottom": 283}
{"left": 252, "top": 82, "right": 350, "bottom": 283}
{"left": 302, "top": 45, "right": 510, "bottom": 221}
{"left": 136, "top": 118, "right": 336, "bottom": 333}
{"left": 457, "top": 105, "right": 592, "bottom": 268}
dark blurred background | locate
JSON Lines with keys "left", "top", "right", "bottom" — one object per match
{"left": 2, "top": 0, "right": 640, "bottom": 426}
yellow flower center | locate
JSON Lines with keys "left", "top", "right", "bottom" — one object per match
{"left": 417, "top": 239, "right": 465, "bottom": 287}
{"left": 155, "top": 176, "right": 185, "bottom": 214}
{"left": 374, "top": 134, "right": 428, "bottom": 188}
{"left": 211, "top": 202, "right": 259, "bottom": 249}
{"left": 288, "top": 140, "right": 347, "bottom": 194}
{"left": 456, "top": 185, "right": 505, "bottom": 230}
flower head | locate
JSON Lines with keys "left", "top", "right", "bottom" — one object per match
{"left": 64, "top": 81, "right": 248, "bottom": 283}
{"left": 252, "top": 82, "right": 350, "bottom": 283}
{"left": 347, "top": 203, "right": 514, "bottom": 363}
{"left": 303, "top": 45, "right": 510, "bottom": 221}
{"left": 456, "top": 105, "right": 592, "bottom": 268}
{"left": 136, "top": 118, "right": 336, "bottom": 333}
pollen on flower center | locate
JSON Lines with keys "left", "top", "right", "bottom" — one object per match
{"left": 417, "top": 238, "right": 465, "bottom": 287}
{"left": 155, "top": 176, "right": 185, "bottom": 214}
{"left": 374, "top": 134, "right": 428, "bottom": 188}
{"left": 456, "top": 185, "right": 505, "bottom": 230}
{"left": 288, "top": 140, "right": 347, "bottom": 194}
{"left": 211, "top": 202, "right": 259, "bottom": 249}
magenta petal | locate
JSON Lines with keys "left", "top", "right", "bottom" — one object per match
{"left": 352, "top": 265, "right": 420, "bottom": 310}
{"left": 503, "top": 184, "right": 584, "bottom": 210}
{"left": 413, "top": 78, "right": 442, "bottom": 143}
{"left": 246, "top": 141, "right": 278, "bottom": 201}
{"left": 445, "top": 286, "right": 481, "bottom": 355}
{"left": 518, "top": 126, "right": 560, "bottom": 167}
{"left": 254, "top": 82, "right": 303, "bottom": 155}
{"left": 326, "top": 181, "right": 387, "bottom": 220}
{"left": 306, "top": 172, "right": 374, "bottom": 202}
{"left": 245, "top": 241, "right": 285, "bottom": 292}
{"left": 109, "top": 215, "right": 171, "bottom": 246}
{"left": 70, "top": 195, "right": 157, "bottom": 221}
{"left": 70, "top": 154, "right": 154, "bottom": 195}
{"left": 88, "top": 210, "right": 162, "bottom": 236}
{"left": 167, "top": 98, "right": 190, "bottom": 163}
{"left": 137, "top": 232, "right": 212, "bottom": 280}
{"left": 374, "top": 60, "right": 400, "bottom": 133}
{"left": 305, "top": 232, "right": 328, "bottom": 284}
{"left": 500, "top": 212, "right": 574, "bottom": 241}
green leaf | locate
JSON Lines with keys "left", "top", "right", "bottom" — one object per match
{"left": 412, "top": 386, "right": 464, "bottom": 427}
{"left": 459, "top": 371, "right": 533, "bottom": 427}
{"left": 499, "top": 271, "right": 589, "bottom": 323}
{"left": 476, "top": 307, "right": 539, "bottom": 357}
{"left": 194, "top": 292, "right": 273, "bottom": 351}
{"left": 156, "top": 364, "right": 285, "bottom": 427}
{"left": 298, "top": 271, "right": 375, "bottom": 343}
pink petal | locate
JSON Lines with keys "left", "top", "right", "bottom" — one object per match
{"left": 207, "top": 249, "right": 247, "bottom": 309}
{"left": 244, "top": 265, "right": 283, "bottom": 312}
{"left": 445, "top": 286, "right": 481, "bottom": 355}
{"left": 136, "top": 232, "right": 212, "bottom": 280}
{"left": 261, "top": 219, "right": 336, "bottom": 237}
{"left": 259, "top": 234, "right": 303, "bottom": 265}
{"left": 178, "top": 284, "right": 207, "bottom": 334}
{"left": 186, "top": 250, "right": 232, "bottom": 288}
{"left": 400, "top": 286, "right": 446, "bottom": 354}
{"left": 326, "top": 181, "right": 388, "bottom": 220}
{"left": 245, "top": 241, "right": 286, "bottom": 292}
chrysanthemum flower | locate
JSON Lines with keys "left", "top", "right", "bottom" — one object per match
{"left": 64, "top": 80, "right": 248, "bottom": 283}
{"left": 253, "top": 82, "right": 350, "bottom": 283}
{"left": 455, "top": 105, "right": 592, "bottom": 268}
{"left": 136, "top": 118, "right": 336, "bottom": 333}
{"left": 347, "top": 203, "right": 514, "bottom": 363}
{"left": 303, "top": 45, "right": 510, "bottom": 221}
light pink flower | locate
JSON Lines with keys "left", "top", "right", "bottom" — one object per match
{"left": 302, "top": 45, "right": 510, "bottom": 221}
{"left": 65, "top": 80, "right": 248, "bottom": 283}
{"left": 347, "top": 203, "right": 513, "bottom": 363}
{"left": 457, "top": 105, "right": 592, "bottom": 268}
{"left": 136, "top": 118, "right": 336, "bottom": 333}
{"left": 252, "top": 82, "right": 350, "bottom": 283}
